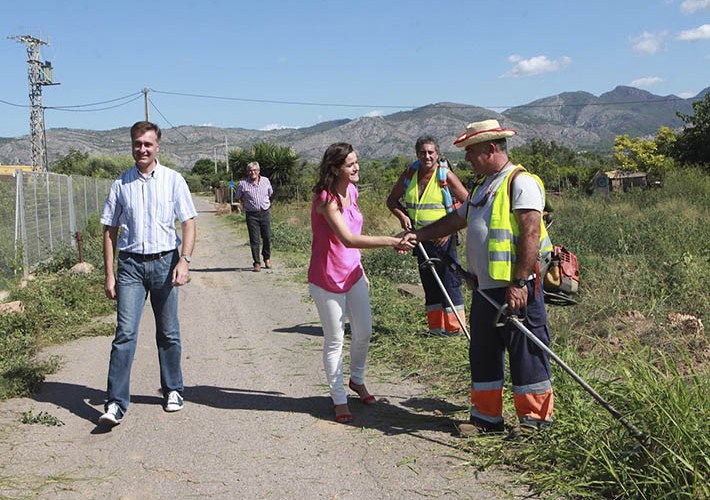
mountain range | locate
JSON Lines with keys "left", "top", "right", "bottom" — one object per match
{"left": 1, "top": 85, "right": 706, "bottom": 168}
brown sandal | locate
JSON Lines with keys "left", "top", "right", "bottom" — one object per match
{"left": 333, "top": 404, "right": 353, "bottom": 423}
{"left": 349, "top": 379, "right": 377, "bottom": 405}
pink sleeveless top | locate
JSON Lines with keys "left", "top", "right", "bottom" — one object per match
{"left": 308, "top": 184, "right": 364, "bottom": 293}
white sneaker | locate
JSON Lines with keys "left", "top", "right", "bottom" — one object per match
{"left": 164, "top": 391, "right": 184, "bottom": 412}
{"left": 99, "top": 402, "right": 124, "bottom": 426}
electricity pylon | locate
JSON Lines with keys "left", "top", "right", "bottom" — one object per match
{"left": 9, "top": 34, "right": 58, "bottom": 171}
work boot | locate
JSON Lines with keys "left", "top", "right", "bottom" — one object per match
{"left": 264, "top": 259, "right": 272, "bottom": 269}
{"left": 253, "top": 262, "right": 261, "bottom": 272}
{"left": 456, "top": 419, "right": 504, "bottom": 437}
{"left": 506, "top": 420, "right": 553, "bottom": 441}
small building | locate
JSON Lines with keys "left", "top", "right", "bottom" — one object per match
{"left": 593, "top": 170, "right": 648, "bottom": 195}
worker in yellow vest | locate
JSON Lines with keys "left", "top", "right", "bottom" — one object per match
{"left": 403, "top": 120, "right": 555, "bottom": 436}
{"left": 387, "top": 135, "right": 469, "bottom": 336}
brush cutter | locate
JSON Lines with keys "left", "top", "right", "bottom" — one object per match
{"left": 477, "top": 288, "right": 648, "bottom": 445}
{"left": 416, "top": 243, "right": 470, "bottom": 342}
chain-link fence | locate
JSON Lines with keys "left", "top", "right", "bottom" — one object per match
{"left": 0, "top": 171, "right": 112, "bottom": 288}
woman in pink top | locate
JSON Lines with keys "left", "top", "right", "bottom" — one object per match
{"left": 308, "top": 143, "right": 413, "bottom": 423}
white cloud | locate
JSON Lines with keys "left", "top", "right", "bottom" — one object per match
{"left": 259, "top": 123, "right": 298, "bottom": 131}
{"left": 630, "top": 31, "right": 667, "bottom": 54}
{"left": 629, "top": 76, "right": 664, "bottom": 87}
{"left": 200, "top": 123, "right": 214, "bottom": 127}
{"left": 678, "top": 91, "right": 695, "bottom": 98}
{"left": 364, "top": 110, "right": 384, "bottom": 117}
{"left": 677, "top": 24, "right": 710, "bottom": 40}
{"left": 501, "top": 55, "right": 571, "bottom": 77}
{"left": 681, "top": 0, "right": 710, "bottom": 13}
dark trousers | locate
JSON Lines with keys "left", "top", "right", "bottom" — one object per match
{"left": 469, "top": 280, "right": 552, "bottom": 388}
{"left": 245, "top": 209, "right": 272, "bottom": 265}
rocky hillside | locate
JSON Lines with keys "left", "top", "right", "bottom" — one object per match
{"left": 0, "top": 86, "right": 705, "bottom": 168}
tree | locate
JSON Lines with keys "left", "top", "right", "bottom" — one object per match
{"left": 229, "top": 142, "right": 302, "bottom": 200}
{"left": 613, "top": 133, "right": 675, "bottom": 178}
{"left": 673, "top": 93, "right": 710, "bottom": 167}
{"left": 192, "top": 158, "right": 216, "bottom": 176}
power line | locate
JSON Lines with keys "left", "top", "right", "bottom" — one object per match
{"left": 45, "top": 94, "right": 143, "bottom": 112}
{"left": 148, "top": 98, "right": 190, "bottom": 141}
{"left": 150, "top": 87, "right": 691, "bottom": 110}
{"left": 0, "top": 98, "right": 29, "bottom": 108}
{"left": 48, "top": 91, "right": 142, "bottom": 109}
{"left": 2, "top": 88, "right": 693, "bottom": 116}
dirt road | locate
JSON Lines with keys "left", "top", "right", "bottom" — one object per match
{"left": 0, "top": 196, "right": 522, "bottom": 499}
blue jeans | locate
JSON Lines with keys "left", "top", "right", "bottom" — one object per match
{"left": 107, "top": 250, "right": 183, "bottom": 412}
{"left": 245, "top": 209, "right": 272, "bottom": 265}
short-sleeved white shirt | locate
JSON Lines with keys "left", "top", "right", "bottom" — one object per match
{"left": 100, "top": 161, "right": 197, "bottom": 254}
{"left": 456, "top": 163, "right": 544, "bottom": 290}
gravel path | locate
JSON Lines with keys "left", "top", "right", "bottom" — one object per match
{"left": 0, "top": 195, "right": 525, "bottom": 499}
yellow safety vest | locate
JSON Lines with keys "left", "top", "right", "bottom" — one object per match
{"left": 472, "top": 166, "right": 553, "bottom": 281}
{"left": 403, "top": 167, "right": 448, "bottom": 229}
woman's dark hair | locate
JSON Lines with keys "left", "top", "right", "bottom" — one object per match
{"left": 312, "top": 142, "right": 354, "bottom": 209}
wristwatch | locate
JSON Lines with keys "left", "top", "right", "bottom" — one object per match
{"left": 513, "top": 278, "right": 527, "bottom": 288}
{"left": 181, "top": 254, "right": 192, "bottom": 264}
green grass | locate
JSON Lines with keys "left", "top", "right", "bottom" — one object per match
{"left": 0, "top": 221, "right": 115, "bottom": 400}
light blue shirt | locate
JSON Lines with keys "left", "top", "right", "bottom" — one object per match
{"left": 100, "top": 161, "right": 197, "bottom": 254}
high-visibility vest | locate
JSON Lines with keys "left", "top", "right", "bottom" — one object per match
{"left": 403, "top": 160, "right": 455, "bottom": 229}
{"left": 472, "top": 165, "right": 553, "bottom": 281}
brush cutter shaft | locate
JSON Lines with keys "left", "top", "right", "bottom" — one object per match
{"left": 417, "top": 243, "right": 470, "bottom": 342}
{"left": 478, "top": 289, "right": 647, "bottom": 444}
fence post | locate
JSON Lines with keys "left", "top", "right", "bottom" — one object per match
{"left": 45, "top": 172, "right": 53, "bottom": 252}
{"left": 15, "top": 171, "right": 29, "bottom": 276}
{"left": 68, "top": 176, "right": 76, "bottom": 247}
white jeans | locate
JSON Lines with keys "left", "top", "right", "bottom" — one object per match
{"left": 309, "top": 276, "right": 372, "bottom": 405}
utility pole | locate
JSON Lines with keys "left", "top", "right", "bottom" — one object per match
{"left": 143, "top": 88, "right": 150, "bottom": 121}
{"left": 9, "top": 34, "right": 59, "bottom": 171}
{"left": 214, "top": 146, "right": 218, "bottom": 174}
{"left": 225, "top": 137, "right": 229, "bottom": 173}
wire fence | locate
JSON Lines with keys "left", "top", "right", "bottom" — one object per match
{"left": 0, "top": 171, "right": 112, "bottom": 288}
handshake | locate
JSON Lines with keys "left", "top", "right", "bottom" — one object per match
{"left": 393, "top": 231, "right": 419, "bottom": 254}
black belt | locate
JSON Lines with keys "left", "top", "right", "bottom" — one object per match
{"left": 119, "top": 249, "right": 175, "bottom": 261}
{"left": 246, "top": 208, "right": 270, "bottom": 214}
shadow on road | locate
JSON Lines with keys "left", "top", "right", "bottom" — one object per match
{"left": 27, "top": 381, "right": 463, "bottom": 447}
{"left": 31, "top": 381, "right": 171, "bottom": 434}
{"left": 190, "top": 267, "right": 241, "bottom": 273}
{"left": 272, "top": 323, "right": 323, "bottom": 337}
{"left": 186, "top": 385, "right": 460, "bottom": 448}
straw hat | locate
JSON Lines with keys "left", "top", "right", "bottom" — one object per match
{"left": 453, "top": 119, "right": 517, "bottom": 148}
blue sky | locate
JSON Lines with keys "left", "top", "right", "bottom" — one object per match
{"left": 1, "top": 0, "right": 708, "bottom": 138}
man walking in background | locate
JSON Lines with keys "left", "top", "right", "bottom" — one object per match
{"left": 234, "top": 161, "right": 273, "bottom": 272}
{"left": 99, "top": 121, "right": 197, "bottom": 426}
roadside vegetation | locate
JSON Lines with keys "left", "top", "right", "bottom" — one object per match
{"left": 0, "top": 215, "right": 114, "bottom": 399}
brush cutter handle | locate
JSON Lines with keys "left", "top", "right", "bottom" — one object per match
{"left": 478, "top": 288, "right": 648, "bottom": 445}
{"left": 492, "top": 302, "right": 527, "bottom": 327}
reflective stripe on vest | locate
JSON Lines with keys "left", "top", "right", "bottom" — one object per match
{"left": 471, "top": 166, "right": 553, "bottom": 281}
{"left": 404, "top": 162, "right": 449, "bottom": 229}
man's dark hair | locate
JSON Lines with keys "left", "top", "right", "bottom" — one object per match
{"left": 492, "top": 138, "right": 507, "bottom": 153}
{"left": 415, "top": 135, "right": 440, "bottom": 155}
{"left": 130, "top": 121, "right": 161, "bottom": 142}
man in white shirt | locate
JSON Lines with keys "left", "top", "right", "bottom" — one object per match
{"left": 98, "top": 121, "right": 197, "bottom": 426}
